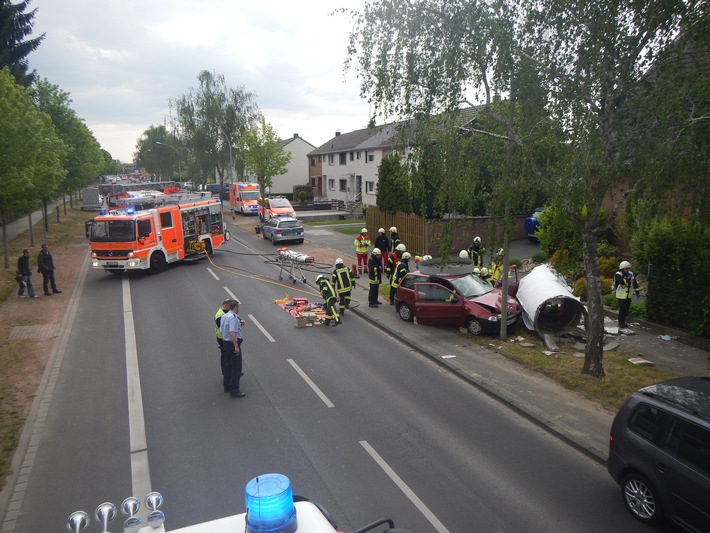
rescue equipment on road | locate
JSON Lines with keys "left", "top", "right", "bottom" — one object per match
{"left": 274, "top": 293, "right": 325, "bottom": 327}
{"left": 89, "top": 198, "right": 230, "bottom": 275}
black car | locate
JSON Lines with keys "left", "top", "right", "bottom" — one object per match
{"left": 607, "top": 377, "right": 710, "bottom": 531}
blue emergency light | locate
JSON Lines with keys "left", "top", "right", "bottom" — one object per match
{"left": 98, "top": 209, "right": 107, "bottom": 215}
{"left": 125, "top": 205, "right": 135, "bottom": 214}
{"left": 245, "top": 473, "right": 298, "bottom": 533}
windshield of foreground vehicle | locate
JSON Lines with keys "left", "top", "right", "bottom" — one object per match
{"left": 242, "top": 191, "right": 260, "bottom": 200}
{"left": 450, "top": 274, "right": 493, "bottom": 298}
{"left": 91, "top": 220, "right": 135, "bottom": 242}
{"left": 271, "top": 199, "right": 290, "bottom": 207}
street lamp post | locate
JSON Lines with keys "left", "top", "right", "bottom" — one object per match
{"left": 155, "top": 142, "right": 181, "bottom": 180}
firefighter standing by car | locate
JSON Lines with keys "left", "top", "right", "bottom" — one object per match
{"left": 316, "top": 275, "right": 342, "bottom": 327}
{"left": 389, "top": 252, "right": 411, "bottom": 305}
{"left": 331, "top": 258, "right": 355, "bottom": 314}
{"left": 468, "top": 236, "right": 485, "bottom": 268}
{"left": 613, "top": 260, "right": 640, "bottom": 328}
{"left": 354, "top": 228, "right": 371, "bottom": 276}
{"left": 374, "top": 228, "right": 389, "bottom": 269}
{"left": 489, "top": 248, "right": 505, "bottom": 287}
{"left": 367, "top": 248, "right": 383, "bottom": 307}
{"left": 386, "top": 243, "right": 406, "bottom": 279}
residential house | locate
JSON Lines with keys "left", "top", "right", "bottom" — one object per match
{"left": 268, "top": 133, "right": 316, "bottom": 196}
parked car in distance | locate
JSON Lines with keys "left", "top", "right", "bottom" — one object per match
{"left": 205, "top": 183, "right": 229, "bottom": 200}
{"left": 524, "top": 207, "right": 543, "bottom": 242}
{"left": 261, "top": 216, "right": 304, "bottom": 245}
{"left": 395, "top": 269, "right": 520, "bottom": 335}
{"left": 607, "top": 377, "right": 710, "bottom": 531}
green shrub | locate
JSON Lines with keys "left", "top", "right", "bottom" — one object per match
{"left": 603, "top": 293, "right": 618, "bottom": 308}
{"left": 531, "top": 251, "right": 547, "bottom": 264}
{"left": 572, "top": 278, "right": 586, "bottom": 299}
{"left": 510, "top": 257, "right": 523, "bottom": 268}
{"left": 597, "top": 241, "right": 622, "bottom": 258}
{"left": 629, "top": 300, "right": 646, "bottom": 318}
{"left": 599, "top": 256, "right": 618, "bottom": 278}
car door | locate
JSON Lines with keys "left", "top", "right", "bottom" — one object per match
{"left": 263, "top": 219, "right": 275, "bottom": 239}
{"left": 413, "top": 282, "right": 464, "bottom": 325}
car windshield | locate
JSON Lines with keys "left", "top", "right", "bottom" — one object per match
{"left": 90, "top": 220, "right": 135, "bottom": 242}
{"left": 271, "top": 199, "right": 290, "bottom": 207}
{"left": 449, "top": 274, "right": 494, "bottom": 298}
{"left": 279, "top": 220, "right": 300, "bottom": 228}
{"left": 242, "top": 191, "right": 260, "bottom": 200}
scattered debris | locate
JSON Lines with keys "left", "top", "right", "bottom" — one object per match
{"left": 572, "top": 352, "right": 585, "bottom": 359}
{"left": 520, "top": 342, "right": 535, "bottom": 348}
{"left": 542, "top": 350, "right": 557, "bottom": 356}
{"left": 573, "top": 342, "right": 586, "bottom": 351}
{"left": 441, "top": 355, "right": 456, "bottom": 359}
{"left": 628, "top": 357, "right": 655, "bottom": 366}
{"left": 603, "top": 341, "right": 620, "bottom": 352}
{"left": 660, "top": 335, "right": 677, "bottom": 342}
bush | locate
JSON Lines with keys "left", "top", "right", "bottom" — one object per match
{"left": 298, "top": 190, "right": 307, "bottom": 203}
{"left": 510, "top": 257, "right": 523, "bottom": 268}
{"left": 531, "top": 251, "right": 547, "bottom": 264}
{"left": 573, "top": 276, "right": 612, "bottom": 301}
{"left": 599, "top": 256, "right": 618, "bottom": 278}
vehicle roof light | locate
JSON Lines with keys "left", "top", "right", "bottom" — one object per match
{"left": 98, "top": 209, "right": 107, "bottom": 215}
{"left": 125, "top": 205, "right": 135, "bottom": 215}
{"left": 245, "top": 473, "right": 298, "bottom": 533}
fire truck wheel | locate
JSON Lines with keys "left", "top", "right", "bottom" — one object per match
{"left": 149, "top": 253, "right": 166, "bottom": 274}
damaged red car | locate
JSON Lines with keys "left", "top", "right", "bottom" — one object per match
{"left": 395, "top": 268, "right": 521, "bottom": 336}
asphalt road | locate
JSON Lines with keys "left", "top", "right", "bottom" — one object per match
{"left": 9, "top": 235, "right": 664, "bottom": 533}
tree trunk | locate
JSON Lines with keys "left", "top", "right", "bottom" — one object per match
{"left": 581, "top": 216, "right": 605, "bottom": 377}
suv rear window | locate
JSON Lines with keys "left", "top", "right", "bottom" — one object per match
{"left": 278, "top": 220, "right": 300, "bottom": 229}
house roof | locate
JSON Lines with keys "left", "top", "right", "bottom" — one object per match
{"left": 280, "top": 133, "right": 315, "bottom": 150}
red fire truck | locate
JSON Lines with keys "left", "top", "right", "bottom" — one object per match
{"left": 89, "top": 198, "right": 230, "bottom": 274}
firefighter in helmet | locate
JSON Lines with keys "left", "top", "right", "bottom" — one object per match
{"left": 468, "top": 236, "right": 485, "bottom": 268}
{"left": 390, "top": 252, "right": 411, "bottom": 305}
{"left": 368, "top": 248, "right": 383, "bottom": 307}
{"left": 316, "top": 274, "right": 341, "bottom": 327}
{"left": 386, "top": 243, "right": 406, "bottom": 279}
{"left": 489, "top": 248, "right": 505, "bottom": 287}
{"left": 331, "top": 258, "right": 355, "bottom": 314}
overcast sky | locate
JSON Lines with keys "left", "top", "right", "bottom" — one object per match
{"left": 28, "top": 0, "right": 370, "bottom": 163}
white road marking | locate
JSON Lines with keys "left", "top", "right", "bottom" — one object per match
{"left": 123, "top": 278, "right": 152, "bottom": 500}
{"left": 225, "top": 287, "right": 241, "bottom": 304}
{"left": 248, "top": 314, "right": 275, "bottom": 342}
{"left": 287, "top": 359, "right": 335, "bottom": 408}
{"left": 207, "top": 267, "right": 219, "bottom": 280}
{"left": 360, "top": 440, "right": 451, "bottom": 533}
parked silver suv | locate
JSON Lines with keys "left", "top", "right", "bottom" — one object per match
{"left": 607, "top": 377, "right": 710, "bottom": 531}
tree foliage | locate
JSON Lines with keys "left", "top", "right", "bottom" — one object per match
{"left": 134, "top": 125, "right": 185, "bottom": 181}
{"left": 0, "top": 0, "right": 43, "bottom": 86}
{"left": 346, "top": 0, "right": 708, "bottom": 377}
{"left": 174, "top": 70, "right": 259, "bottom": 185}
{"left": 376, "top": 154, "right": 411, "bottom": 213}
{"left": 239, "top": 115, "right": 291, "bottom": 191}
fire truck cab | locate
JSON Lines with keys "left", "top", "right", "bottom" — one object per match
{"left": 90, "top": 199, "right": 229, "bottom": 274}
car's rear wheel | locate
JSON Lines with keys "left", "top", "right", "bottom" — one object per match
{"left": 397, "top": 302, "right": 413, "bottom": 322}
{"left": 466, "top": 317, "right": 483, "bottom": 336}
{"left": 271, "top": 234, "right": 277, "bottom": 245}
{"left": 621, "top": 473, "right": 663, "bottom": 525}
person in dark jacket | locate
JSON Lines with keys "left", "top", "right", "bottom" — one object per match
{"left": 613, "top": 260, "right": 640, "bottom": 328}
{"left": 17, "top": 249, "right": 38, "bottom": 298}
{"left": 367, "top": 248, "right": 383, "bottom": 307}
{"left": 316, "top": 275, "right": 341, "bottom": 326}
{"left": 390, "top": 252, "right": 411, "bottom": 305}
{"left": 331, "top": 258, "right": 355, "bottom": 314}
{"left": 374, "top": 228, "right": 389, "bottom": 270}
{"left": 37, "top": 244, "right": 61, "bottom": 296}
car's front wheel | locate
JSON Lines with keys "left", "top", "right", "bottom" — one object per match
{"left": 466, "top": 317, "right": 483, "bottom": 336}
{"left": 621, "top": 473, "right": 664, "bottom": 525}
{"left": 397, "top": 302, "right": 413, "bottom": 322}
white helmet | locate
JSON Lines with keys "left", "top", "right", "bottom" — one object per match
{"left": 361, "top": 228, "right": 368, "bottom": 234}
{"left": 422, "top": 255, "right": 432, "bottom": 261}
{"left": 335, "top": 258, "right": 344, "bottom": 266}
{"left": 619, "top": 260, "right": 632, "bottom": 269}
{"left": 401, "top": 252, "right": 411, "bottom": 260}
{"left": 396, "top": 243, "right": 406, "bottom": 252}
{"left": 496, "top": 248, "right": 504, "bottom": 256}
{"left": 480, "top": 267, "right": 489, "bottom": 276}
{"left": 372, "top": 247, "right": 382, "bottom": 255}
{"left": 473, "top": 267, "right": 481, "bottom": 275}
{"left": 459, "top": 250, "right": 469, "bottom": 259}
{"left": 389, "top": 226, "right": 397, "bottom": 232}
{"left": 378, "top": 228, "right": 385, "bottom": 233}
{"left": 473, "top": 236, "right": 482, "bottom": 244}
{"left": 316, "top": 274, "right": 325, "bottom": 282}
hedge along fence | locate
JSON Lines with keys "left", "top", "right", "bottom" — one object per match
{"left": 366, "top": 206, "right": 527, "bottom": 257}
{"left": 634, "top": 218, "right": 710, "bottom": 338}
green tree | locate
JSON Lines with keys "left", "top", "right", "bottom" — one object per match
{"left": 0, "top": 67, "right": 64, "bottom": 267}
{"left": 174, "top": 70, "right": 259, "bottom": 188}
{"left": 376, "top": 154, "right": 411, "bottom": 213}
{"left": 32, "top": 79, "right": 104, "bottom": 197}
{"left": 134, "top": 125, "right": 185, "bottom": 181}
{"left": 0, "top": 0, "right": 43, "bottom": 86}
{"left": 346, "top": 0, "right": 706, "bottom": 377}
{"left": 239, "top": 115, "right": 291, "bottom": 191}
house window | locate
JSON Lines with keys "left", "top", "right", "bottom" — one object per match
{"left": 339, "top": 179, "right": 347, "bottom": 192}
{"left": 350, "top": 152, "right": 354, "bottom": 161}
{"left": 356, "top": 152, "right": 361, "bottom": 160}
{"left": 339, "top": 153, "right": 347, "bottom": 165}
{"left": 368, "top": 154, "right": 375, "bottom": 162}
{"left": 366, "top": 181, "right": 375, "bottom": 194}
{"left": 328, "top": 154, "right": 335, "bottom": 165}
{"left": 311, "top": 157, "right": 316, "bottom": 166}
{"left": 328, "top": 179, "right": 335, "bottom": 191}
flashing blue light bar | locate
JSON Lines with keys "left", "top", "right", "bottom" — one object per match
{"left": 245, "top": 473, "right": 298, "bottom": 533}
{"left": 125, "top": 205, "right": 136, "bottom": 215}
{"left": 98, "top": 209, "right": 107, "bottom": 215}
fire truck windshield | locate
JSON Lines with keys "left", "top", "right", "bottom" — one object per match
{"left": 91, "top": 220, "right": 135, "bottom": 242}
{"left": 241, "top": 191, "right": 260, "bottom": 200}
